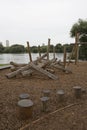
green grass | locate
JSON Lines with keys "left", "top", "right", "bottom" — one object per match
{"left": 0, "top": 64, "right": 9, "bottom": 66}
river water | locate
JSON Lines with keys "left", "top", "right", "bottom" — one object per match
{"left": 0, "top": 53, "right": 64, "bottom": 64}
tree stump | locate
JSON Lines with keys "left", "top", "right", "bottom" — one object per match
{"left": 73, "top": 86, "right": 82, "bottom": 98}
{"left": 42, "top": 89, "right": 51, "bottom": 97}
{"left": 19, "top": 93, "right": 30, "bottom": 100}
{"left": 57, "top": 89, "right": 65, "bottom": 102}
{"left": 40, "top": 97, "right": 50, "bottom": 112}
{"left": 18, "top": 99, "right": 34, "bottom": 119}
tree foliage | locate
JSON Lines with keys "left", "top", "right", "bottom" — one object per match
{"left": 70, "top": 18, "right": 87, "bottom": 60}
{"left": 0, "top": 44, "right": 4, "bottom": 53}
{"left": 9, "top": 44, "right": 26, "bottom": 53}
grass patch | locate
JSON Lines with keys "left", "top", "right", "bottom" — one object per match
{"left": 0, "top": 64, "right": 9, "bottom": 66}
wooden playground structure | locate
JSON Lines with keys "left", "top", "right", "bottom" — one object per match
{"left": 5, "top": 33, "right": 87, "bottom": 80}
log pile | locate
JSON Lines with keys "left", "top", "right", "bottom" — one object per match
{"left": 5, "top": 39, "right": 72, "bottom": 80}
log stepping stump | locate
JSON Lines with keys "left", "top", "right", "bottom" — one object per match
{"left": 40, "top": 97, "right": 50, "bottom": 112}
{"left": 19, "top": 93, "right": 30, "bottom": 100}
{"left": 42, "top": 89, "right": 51, "bottom": 97}
{"left": 18, "top": 99, "right": 34, "bottom": 119}
{"left": 57, "top": 89, "right": 65, "bottom": 102}
{"left": 73, "top": 86, "right": 82, "bottom": 98}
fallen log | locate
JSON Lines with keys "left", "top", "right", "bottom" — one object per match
{"left": 10, "top": 61, "right": 27, "bottom": 67}
{"left": 21, "top": 69, "right": 34, "bottom": 76}
{"left": 29, "top": 62, "right": 58, "bottom": 80}
{"left": 52, "top": 64, "right": 72, "bottom": 73}
{"left": 36, "top": 53, "right": 47, "bottom": 62}
{"left": 5, "top": 64, "right": 30, "bottom": 78}
{"left": 21, "top": 59, "right": 56, "bottom": 77}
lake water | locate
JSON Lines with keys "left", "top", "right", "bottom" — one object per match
{"left": 0, "top": 53, "right": 65, "bottom": 64}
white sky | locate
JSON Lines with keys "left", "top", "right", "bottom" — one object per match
{"left": 0, "top": 0, "right": 87, "bottom": 46}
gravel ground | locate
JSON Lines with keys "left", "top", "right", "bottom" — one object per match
{"left": 0, "top": 61, "right": 87, "bottom": 130}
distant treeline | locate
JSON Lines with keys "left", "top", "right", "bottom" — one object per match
{"left": 0, "top": 43, "right": 87, "bottom": 60}
{"left": 0, "top": 43, "right": 73, "bottom": 53}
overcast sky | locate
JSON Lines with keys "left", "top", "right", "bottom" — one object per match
{"left": 0, "top": 0, "right": 87, "bottom": 46}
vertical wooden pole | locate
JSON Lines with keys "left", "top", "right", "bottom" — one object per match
{"left": 75, "top": 33, "right": 79, "bottom": 65}
{"left": 47, "top": 38, "right": 50, "bottom": 60}
{"left": 38, "top": 45, "right": 41, "bottom": 57}
{"left": 63, "top": 46, "right": 66, "bottom": 68}
{"left": 27, "top": 41, "right": 32, "bottom": 62}
{"left": 53, "top": 45, "right": 55, "bottom": 59}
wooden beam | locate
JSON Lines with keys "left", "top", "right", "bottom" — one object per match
{"left": 29, "top": 62, "right": 58, "bottom": 80}
{"left": 38, "top": 45, "right": 41, "bottom": 57}
{"left": 47, "top": 38, "right": 51, "bottom": 60}
{"left": 27, "top": 41, "right": 32, "bottom": 62}
{"left": 63, "top": 46, "right": 66, "bottom": 68}
{"left": 75, "top": 33, "right": 79, "bottom": 65}
{"left": 53, "top": 46, "right": 55, "bottom": 59}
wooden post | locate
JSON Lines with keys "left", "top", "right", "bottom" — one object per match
{"left": 47, "top": 38, "right": 51, "bottom": 60}
{"left": 53, "top": 45, "right": 55, "bottom": 59}
{"left": 63, "top": 46, "right": 66, "bottom": 68}
{"left": 27, "top": 41, "right": 32, "bottom": 62}
{"left": 38, "top": 45, "right": 41, "bottom": 57}
{"left": 75, "top": 33, "right": 79, "bottom": 65}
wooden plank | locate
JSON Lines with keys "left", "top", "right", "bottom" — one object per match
{"left": 29, "top": 62, "right": 58, "bottom": 80}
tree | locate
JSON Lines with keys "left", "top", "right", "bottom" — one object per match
{"left": 9, "top": 44, "right": 26, "bottom": 53}
{"left": 0, "top": 44, "right": 4, "bottom": 53}
{"left": 55, "top": 43, "right": 63, "bottom": 53}
{"left": 70, "top": 19, "right": 87, "bottom": 60}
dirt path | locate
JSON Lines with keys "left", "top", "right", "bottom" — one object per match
{"left": 0, "top": 62, "right": 87, "bottom": 130}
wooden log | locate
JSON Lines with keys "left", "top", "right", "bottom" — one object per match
{"left": 10, "top": 66, "right": 20, "bottom": 72}
{"left": 38, "top": 45, "right": 41, "bottom": 57}
{"left": 75, "top": 33, "right": 79, "bottom": 65}
{"left": 5, "top": 64, "right": 30, "bottom": 78}
{"left": 29, "top": 62, "right": 58, "bottom": 80}
{"left": 63, "top": 46, "right": 66, "bottom": 68}
{"left": 36, "top": 53, "right": 47, "bottom": 63}
{"left": 47, "top": 38, "right": 50, "bottom": 60}
{"left": 46, "top": 68, "right": 55, "bottom": 73}
{"left": 6, "top": 58, "right": 56, "bottom": 78}
{"left": 52, "top": 64, "right": 72, "bottom": 73}
{"left": 67, "top": 45, "right": 75, "bottom": 66}
{"left": 21, "top": 69, "right": 34, "bottom": 76}
{"left": 27, "top": 41, "right": 32, "bottom": 62}
{"left": 10, "top": 61, "right": 27, "bottom": 67}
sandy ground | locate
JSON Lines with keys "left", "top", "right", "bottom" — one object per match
{"left": 0, "top": 61, "right": 87, "bottom": 130}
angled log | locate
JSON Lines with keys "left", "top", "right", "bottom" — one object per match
{"left": 36, "top": 53, "right": 47, "bottom": 63}
{"left": 29, "top": 62, "right": 58, "bottom": 80}
{"left": 10, "top": 61, "right": 27, "bottom": 67}
{"left": 52, "top": 64, "right": 72, "bottom": 73}
{"left": 6, "top": 58, "right": 55, "bottom": 78}
{"left": 10, "top": 66, "right": 20, "bottom": 72}
{"left": 27, "top": 41, "right": 32, "bottom": 62}
{"left": 5, "top": 64, "right": 30, "bottom": 78}
{"left": 21, "top": 69, "right": 34, "bottom": 76}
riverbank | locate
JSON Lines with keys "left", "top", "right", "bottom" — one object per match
{"left": 0, "top": 61, "right": 87, "bottom": 130}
